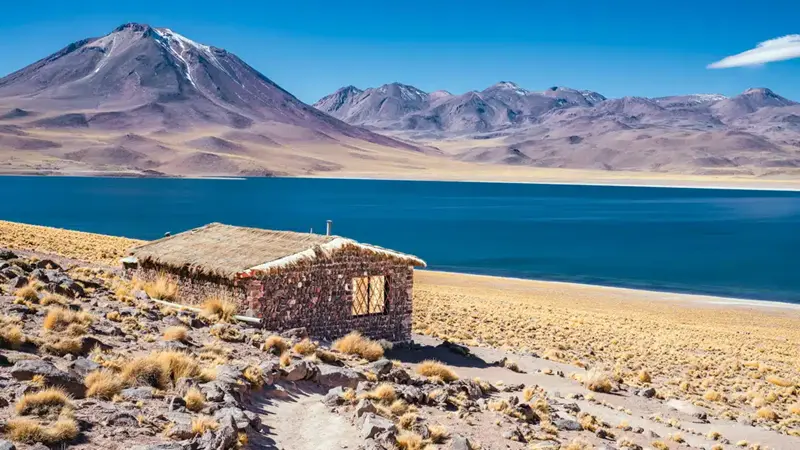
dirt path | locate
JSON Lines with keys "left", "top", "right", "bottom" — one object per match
{"left": 246, "top": 381, "right": 363, "bottom": 450}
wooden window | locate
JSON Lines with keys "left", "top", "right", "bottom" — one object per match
{"left": 351, "top": 275, "right": 387, "bottom": 316}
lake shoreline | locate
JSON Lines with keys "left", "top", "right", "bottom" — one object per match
{"left": 3, "top": 170, "right": 800, "bottom": 192}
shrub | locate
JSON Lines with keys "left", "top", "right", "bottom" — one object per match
{"left": 293, "top": 338, "right": 317, "bottom": 355}
{"left": 184, "top": 387, "right": 205, "bottom": 412}
{"left": 332, "top": 331, "right": 384, "bottom": 361}
{"left": 262, "top": 335, "right": 288, "bottom": 355}
{"left": 7, "top": 415, "right": 79, "bottom": 444}
{"left": 191, "top": 416, "right": 219, "bottom": 435}
{"left": 15, "top": 281, "right": 40, "bottom": 302}
{"left": 397, "top": 412, "right": 417, "bottom": 429}
{"left": 16, "top": 388, "right": 71, "bottom": 416}
{"left": 85, "top": 369, "right": 123, "bottom": 400}
{"left": 163, "top": 326, "right": 189, "bottom": 342}
{"left": 43, "top": 307, "right": 92, "bottom": 332}
{"left": 364, "top": 383, "right": 397, "bottom": 404}
{"left": 584, "top": 368, "right": 613, "bottom": 393}
{"left": 416, "top": 360, "right": 458, "bottom": 382}
{"left": 395, "top": 431, "right": 425, "bottom": 450}
{"left": 0, "top": 323, "right": 24, "bottom": 349}
{"left": 200, "top": 296, "right": 237, "bottom": 323}
{"left": 428, "top": 424, "right": 449, "bottom": 443}
{"left": 143, "top": 274, "right": 178, "bottom": 301}
{"left": 756, "top": 407, "right": 778, "bottom": 421}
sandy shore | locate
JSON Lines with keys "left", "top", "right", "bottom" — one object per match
{"left": 2, "top": 220, "right": 799, "bottom": 428}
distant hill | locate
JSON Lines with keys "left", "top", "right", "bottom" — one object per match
{"left": 314, "top": 82, "right": 800, "bottom": 174}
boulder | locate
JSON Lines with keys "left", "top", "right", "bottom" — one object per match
{"left": 322, "top": 387, "right": 345, "bottom": 407}
{"left": 213, "top": 407, "right": 252, "bottom": 431}
{"left": 0, "top": 440, "right": 15, "bottom": 450}
{"left": 554, "top": 419, "right": 582, "bottom": 431}
{"left": 120, "top": 387, "right": 155, "bottom": 401}
{"left": 361, "top": 413, "right": 395, "bottom": 439}
{"left": 284, "top": 360, "right": 316, "bottom": 382}
{"left": 396, "top": 385, "right": 424, "bottom": 404}
{"left": 0, "top": 250, "right": 18, "bottom": 260}
{"left": 454, "top": 379, "right": 484, "bottom": 400}
{"left": 10, "top": 276, "right": 29, "bottom": 289}
{"left": 10, "top": 359, "right": 85, "bottom": 398}
{"left": 35, "top": 259, "right": 61, "bottom": 270}
{"left": 315, "top": 364, "right": 360, "bottom": 389}
{"left": 195, "top": 413, "right": 237, "bottom": 450}
{"left": 450, "top": 435, "right": 472, "bottom": 450}
{"left": 105, "top": 412, "right": 139, "bottom": 427}
{"left": 169, "top": 396, "right": 187, "bottom": 411}
{"left": 367, "top": 359, "right": 393, "bottom": 376}
{"left": 640, "top": 387, "right": 656, "bottom": 398}
{"left": 385, "top": 368, "right": 411, "bottom": 384}
{"left": 67, "top": 358, "right": 100, "bottom": 377}
{"left": 29, "top": 269, "right": 49, "bottom": 282}
{"left": 355, "top": 399, "right": 377, "bottom": 418}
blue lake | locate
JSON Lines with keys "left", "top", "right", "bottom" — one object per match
{"left": 2, "top": 176, "right": 799, "bottom": 302}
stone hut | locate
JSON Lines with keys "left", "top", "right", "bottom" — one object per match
{"left": 126, "top": 223, "right": 425, "bottom": 342}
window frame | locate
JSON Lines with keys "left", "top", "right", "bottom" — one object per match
{"left": 351, "top": 274, "right": 388, "bottom": 316}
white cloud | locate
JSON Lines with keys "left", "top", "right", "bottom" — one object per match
{"left": 708, "top": 35, "right": 800, "bottom": 69}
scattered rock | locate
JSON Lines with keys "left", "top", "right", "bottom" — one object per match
{"left": 0, "top": 440, "right": 15, "bottom": 450}
{"left": 640, "top": 387, "right": 656, "bottom": 398}
{"left": 554, "top": 418, "right": 582, "bottom": 431}
{"left": 0, "top": 250, "right": 18, "bottom": 260}
{"left": 169, "top": 396, "right": 186, "bottom": 411}
{"left": 355, "top": 399, "right": 377, "bottom": 418}
{"left": 213, "top": 407, "right": 252, "bottom": 430}
{"left": 322, "top": 387, "right": 345, "bottom": 407}
{"left": 366, "top": 359, "right": 393, "bottom": 376}
{"left": 450, "top": 434, "right": 472, "bottom": 450}
{"left": 361, "top": 413, "right": 395, "bottom": 439}
{"left": 10, "top": 359, "right": 85, "bottom": 397}
{"left": 284, "top": 360, "right": 316, "bottom": 382}
{"left": 196, "top": 413, "right": 237, "bottom": 450}
{"left": 106, "top": 412, "right": 140, "bottom": 427}
{"left": 315, "top": 364, "right": 360, "bottom": 389}
{"left": 280, "top": 327, "right": 308, "bottom": 340}
{"left": 120, "top": 387, "right": 155, "bottom": 401}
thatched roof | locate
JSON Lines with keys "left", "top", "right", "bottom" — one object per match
{"left": 129, "top": 222, "right": 425, "bottom": 280}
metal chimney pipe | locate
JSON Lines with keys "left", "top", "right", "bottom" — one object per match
{"left": 326, "top": 220, "right": 332, "bottom": 236}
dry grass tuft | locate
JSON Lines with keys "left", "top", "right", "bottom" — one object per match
{"left": 363, "top": 383, "right": 397, "bottom": 404}
{"left": 584, "top": 368, "right": 613, "bottom": 393}
{"left": 243, "top": 366, "right": 263, "bottom": 387}
{"left": 703, "top": 390, "right": 723, "bottom": 402}
{"left": 163, "top": 326, "right": 189, "bottom": 342}
{"left": 143, "top": 274, "right": 178, "bottom": 301}
{"left": 0, "top": 318, "right": 25, "bottom": 349}
{"left": 397, "top": 412, "right": 417, "bottom": 429}
{"left": 755, "top": 407, "right": 778, "bottom": 422}
{"left": 332, "top": 331, "right": 384, "bottom": 361}
{"left": 85, "top": 369, "right": 123, "bottom": 400}
{"left": 522, "top": 386, "right": 535, "bottom": 402}
{"left": 790, "top": 403, "right": 800, "bottom": 416}
{"left": 7, "top": 415, "right": 79, "bottom": 444}
{"left": 293, "top": 338, "right": 318, "bottom": 355}
{"left": 315, "top": 349, "right": 339, "bottom": 364}
{"left": 200, "top": 296, "right": 237, "bottom": 323}
{"left": 121, "top": 351, "right": 200, "bottom": 389}
{"left": 184, "top": 387, "right": 205, "bottom": 412}
{"left": 766, "top": 375, "right": 793, "bottom": 387}
{"left": 279, "top": 351, "right": 292, "bottom": 367}
{"left": 638, "top": 370, "right": 652, "bottom": 383}
{"left": 395, "top": 431, "right": 425, "bottom": 450}
{"left": 416, "top": 360, "right": 459, "bottom": 382}
{"left": 428, "top": 424, "right": 449, "bottom": 443}
{"left": 43, "top": 307, "right": 92, "bottom": 333}
{"left": 106, "top": 311, "right": 122, "bottom": 322}
{"left": 651, "top": 441, "right": 669, "bottom": 450}
{"left": 262, "top": 335, "right": 288, "bottom": 355}
{"left": 563, "top": 438, "right": 593, "bottom": 450}
{"left": 16, "top": 388, "right": 71, "bottom": 416}
{"left": 40, "top": 294, "right": 67, "bottom": 306}
{"left": 191, "top": 416, "right": 219, "bottom": 435}
{"left": 14, "top": 281, "right": 41, "bottom": 302}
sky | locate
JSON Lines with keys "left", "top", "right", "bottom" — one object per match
{"left": 0, "top": 0, "right": 799, "bottom": 104}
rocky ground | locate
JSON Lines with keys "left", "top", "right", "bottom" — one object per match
{"left": 0, "top": 243, "right": 798, "bottom": 449}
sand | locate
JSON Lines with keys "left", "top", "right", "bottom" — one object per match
{"left": 1, "top": 220, "right": 799, "bottom": 431}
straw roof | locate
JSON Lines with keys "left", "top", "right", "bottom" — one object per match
{"left": 129, "top": 222, "right": 425, "bottom": 280}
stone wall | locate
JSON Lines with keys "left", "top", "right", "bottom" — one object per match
{"left": 130, "top": 264, "right": 247, "bottom": 308}
{"left": 244, "top": 259, "right": 414, "bottom": 343}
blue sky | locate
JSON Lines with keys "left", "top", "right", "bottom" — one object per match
{"left": 1, "top": 0, "right": 798, "bottom": 103}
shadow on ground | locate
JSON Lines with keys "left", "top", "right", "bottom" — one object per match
{"left": 387, "top": 339, "right": 493, "bottom": 369}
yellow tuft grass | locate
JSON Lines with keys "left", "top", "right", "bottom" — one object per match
{"left": 16, "top": 388, "right": 71, "bottom": 416}
{"left": 0, "top": 321, "right": 24, "bottom": 349}
{"left": 243, "top": 366, "right": 263, "bottom": 387}
{"left": 279, "top": 351, "right": 292, "bottom": 367}
{"left": 395, "top": 431, "right": 425, "bottom": 450}
{"left": 191, "top": 416, "right": 219, "bottom": 435}
{"left": 563, "top": 438, "right": 593, "bottom": 450}
{"left": 262, "top": 335, "right": 288, "bottom": 355}
{"left": 14, "top": 281, "right": 41, "bottom": 302}
{"left": 416, "top": 360, "right": 458, "bottom": 382}
{"left": 143, "top": 274, "right": 178, "bottom": 301}
{"left": 184, "top": 387, "right": 205, "bottom": 412}
{"left": 121, "top": 351, "right": 200, "bottom": 389}
{"left": 163, "top": 326, "right": 189, "bottom": 342}
{"left": 789, "top": 403, "right": 800, "bottom": 415}
{"left": 106, "top": 311, "right": 122, "bottom": 322}
{"left": 200, "top": 296, "right": 237, "bottom": 323}
{"left": 755, "top": 407, "right": 778, "bottom": 421}
{"left": 428, "top": 424, "right": 449, "bottom": 443}
{"left": 40, "top": 294, "right": 67, "bottom": 306}
{"left": 397, "top": 412, "right": 417, "bottom": 429}
{"left": 584, "top": 368, "right": 613, "bottom": 393}
{"left": 85, "top": 369, "right": 123, "bottom": 400}
{"left": 522, "top": 386, "right": 535, "bottom": 402}
{"left": 766, "top": 375, "right": 793, "bottom": 387}
{"left": 651, "top": 442, "right": 669, "bottom": 450}
{"left": 703, "top": 390, "right": 723, "bottom": 402}
{"left": 293, "top": 338, "right": 318, "bottom": 355}
{"left": 332, "top": 331, "right": 384, "bottom": 361}
{"left": 363, "top": 383, "right": 397, "bottom": 404}
{"left": 7, "top": 415, "right": 79, "bottom": 444}
{"left": 315, "top": 349, "right": 339, "bottom": 364}
{"left": 638, "top": 370, "right": 652, "bottom": 383}
{"left": 43, "top": 307, "right": 92, "bottom": 332}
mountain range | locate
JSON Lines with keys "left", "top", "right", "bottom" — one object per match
{"left": 315, "top": 83, "right": 800, "bottom": 174}
{"left": 0, "top": 23, "right": 798, "bottom": 178}
{"left": 0, "top": 23, "right": 431, "bottom": 177}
